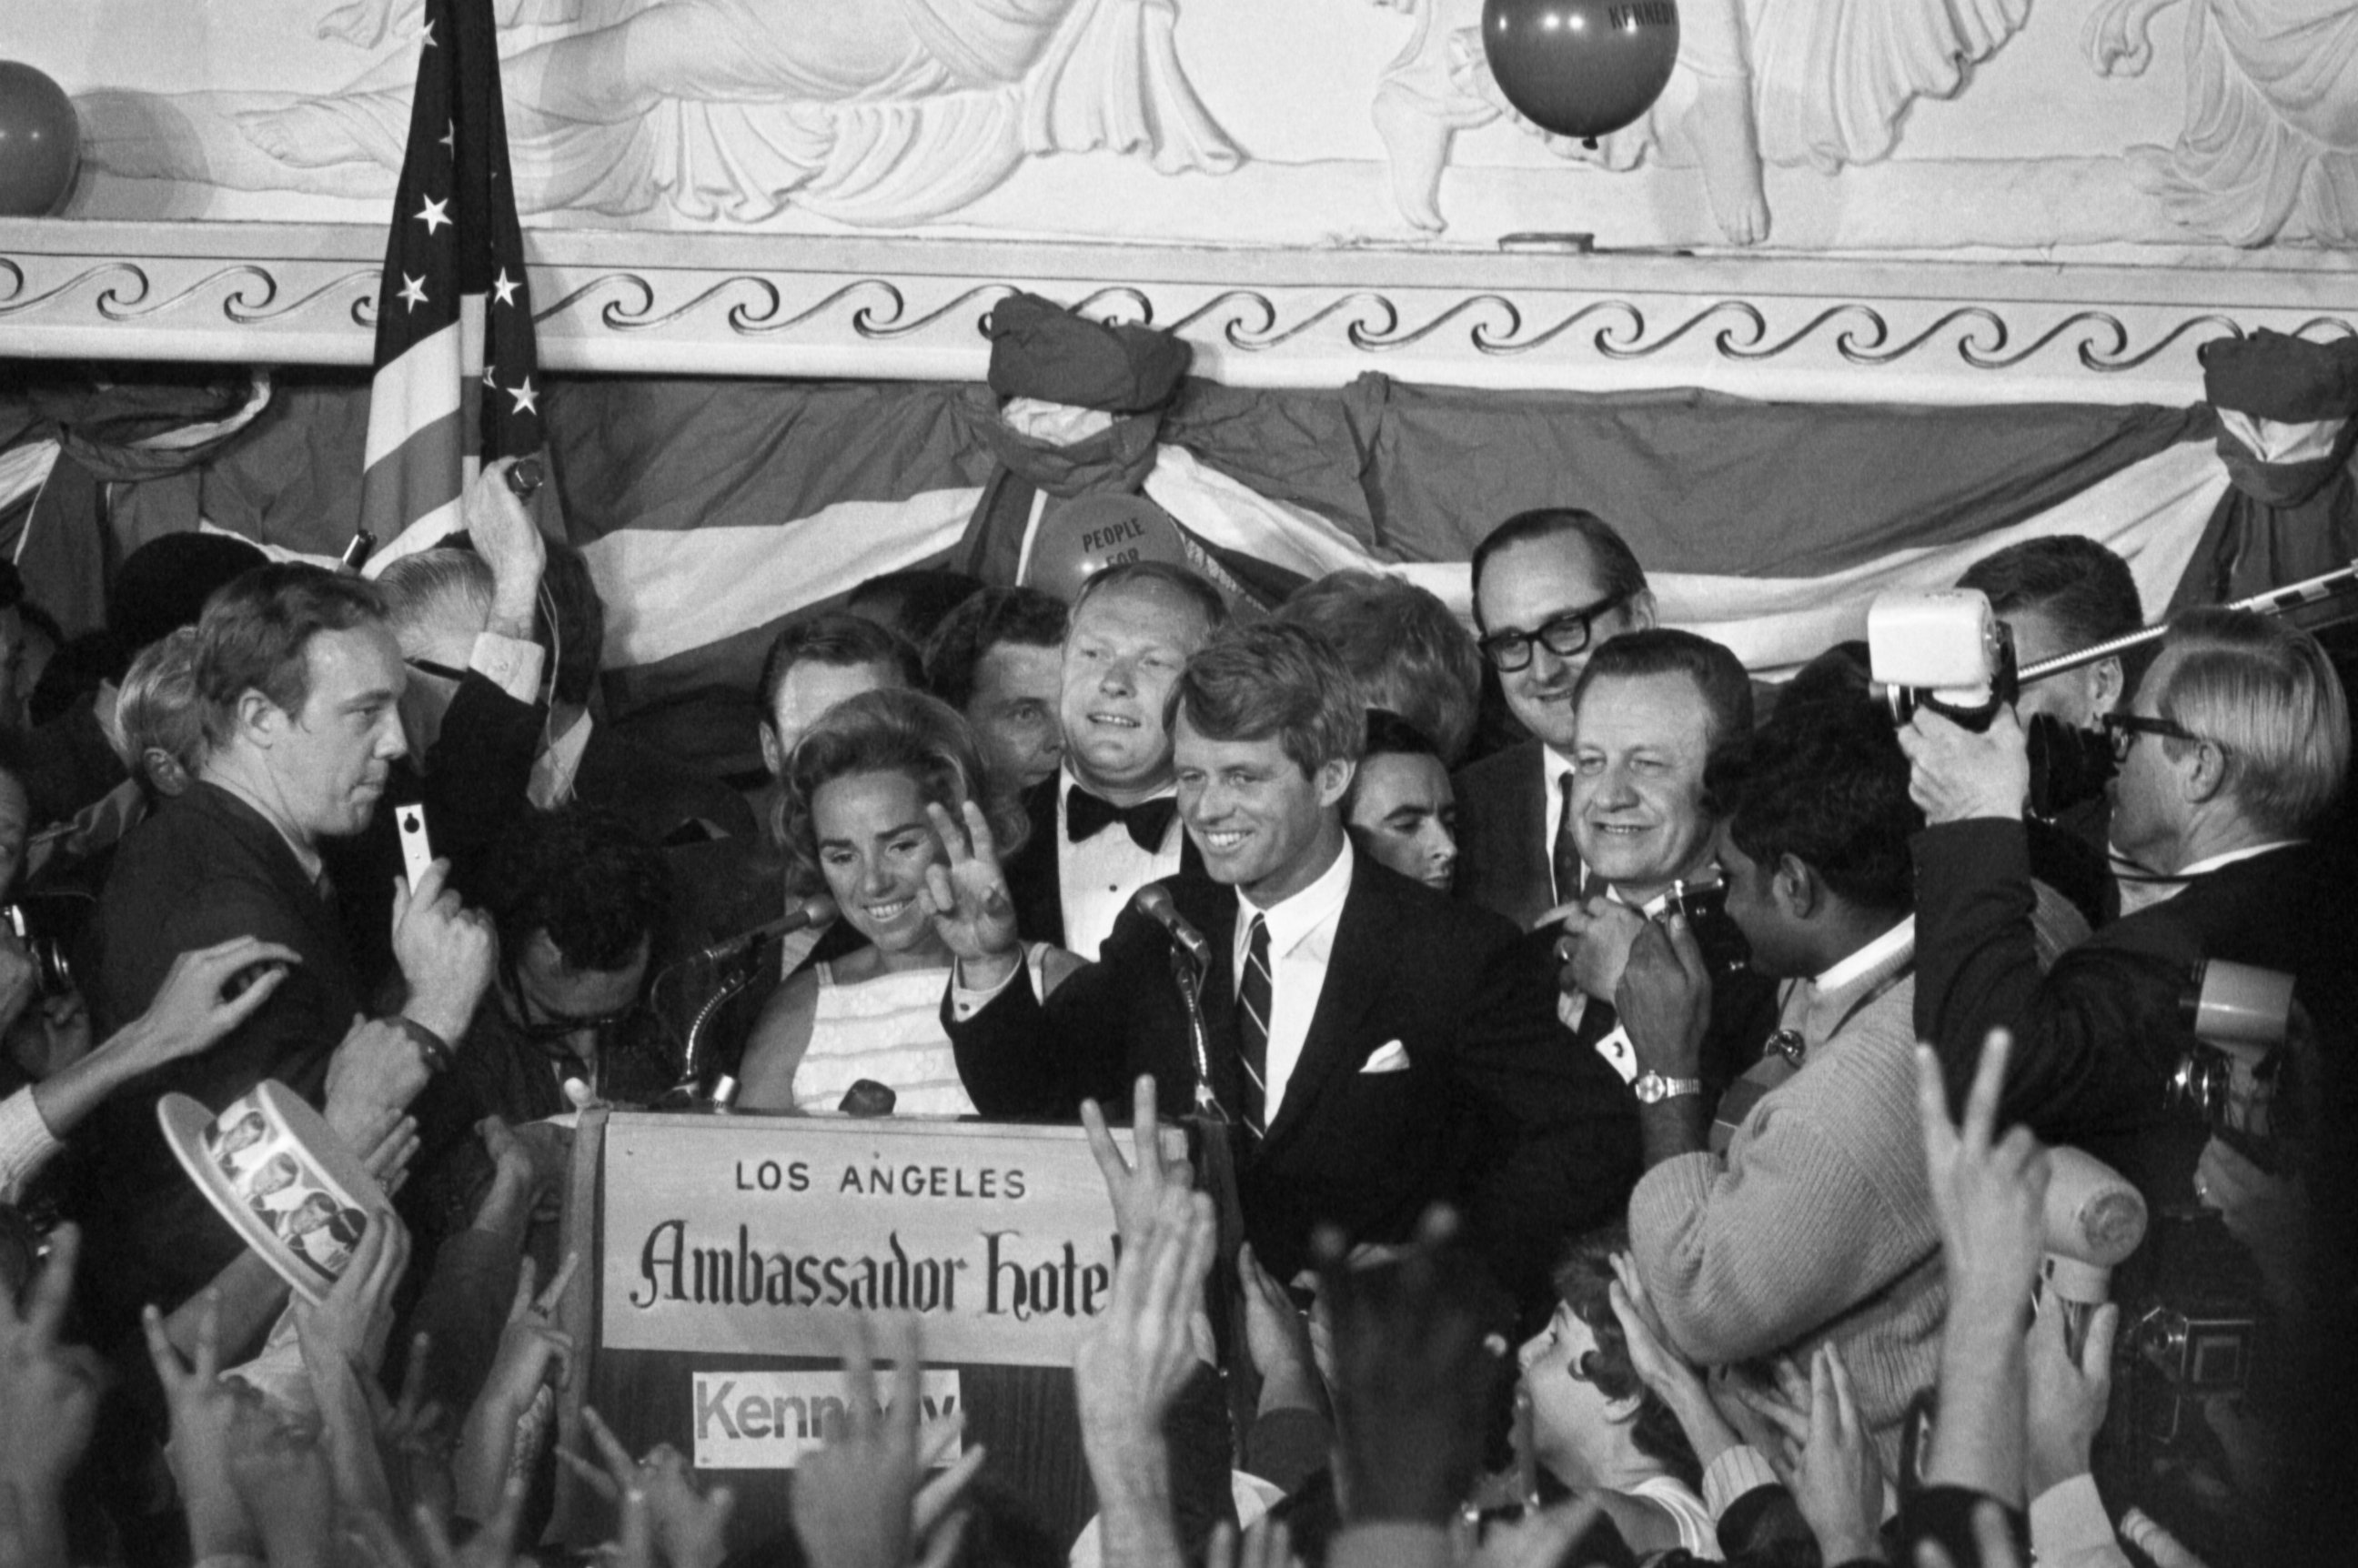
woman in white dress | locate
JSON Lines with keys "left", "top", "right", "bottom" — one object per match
{"left": 737, "top": 689, "right": 1074, "bottom": 1115}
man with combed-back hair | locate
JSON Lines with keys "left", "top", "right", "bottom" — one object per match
{"left": 930, "top": 619, "right": 1637, "bottom": 1303}
{"left": 1903, "top": 608, "right": 2353, "bottom": 1207}
{"left": 1277, "top": 569, "right": 1483, "bottom": 768}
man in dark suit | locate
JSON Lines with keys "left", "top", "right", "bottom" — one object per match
{"left": 1544, "top": 629, "right": 1779, "bottom": 1110}
{"left": 932, "top": 620, "right": 1638, "bottom": 1303}
{"left": 76, "top": 563, "right": 497, "bottom": 1336}
{"left": 1902, "top": 613, "right": 2357, "bottom": 1568}
{"left": 1454, "top": 509, "right": 1658, "bottom": 932}
{"left": 998, "top": 561, "right": 1222, "bottom": 958}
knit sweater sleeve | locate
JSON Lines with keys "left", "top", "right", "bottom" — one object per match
{"left": 1627, "top": 1023, "right": 1937, "bottom": 1365}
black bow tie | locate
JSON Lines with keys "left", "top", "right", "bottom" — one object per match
{"left": 1067, "top": 786, "right": 1177, "bottom": 852}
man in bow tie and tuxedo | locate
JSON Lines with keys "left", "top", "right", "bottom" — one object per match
{"left": 999, "top": 560, "right": 1225, "bottom": 958}
{"left": 930, "top": 620, "right": 1638, "bottom": 1300}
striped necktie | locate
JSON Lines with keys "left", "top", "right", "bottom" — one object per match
{"left": 1237, "top": 913, "right": 1273, "bottom": 1137}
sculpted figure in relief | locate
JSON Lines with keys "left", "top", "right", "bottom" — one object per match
{"left": 79, "top": 0, "right": 1240, "bottom": 226}
{"left": 1370, "top": 0, "right": 2033, "bottom": 246}
{"left": 2088, "top": 0, "right": 2358, "bottom": 245}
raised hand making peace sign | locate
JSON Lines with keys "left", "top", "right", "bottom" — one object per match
{"left": 918, "top": 800, "right": 1023, "bottom": 989}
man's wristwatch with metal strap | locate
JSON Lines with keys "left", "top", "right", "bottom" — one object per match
{"left": 1632, "top": 1070, "right": 1705, "bottom": 1105}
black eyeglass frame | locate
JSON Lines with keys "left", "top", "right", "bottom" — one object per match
{"left": 2101, "top": 712, "right": 2222, "bottom": 765}
{"left": 1476, "top": 591, "right": 1633, "bottom": 673}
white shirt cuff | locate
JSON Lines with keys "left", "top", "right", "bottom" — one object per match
{"left": 0, "top": 1086, "right": 64, "bottom": 1205}
{"left": 1701, "top": 1444, "right": 1782, "bottom": 1518}
{"left": 468, "top": 631, "right": 546, "bottom": 704}
{"left": 949, "top": 957, "right": 1021, "bottom": 1019}
{"left": 2030, "top": 1474, "right": 2128, "bottom": 1566}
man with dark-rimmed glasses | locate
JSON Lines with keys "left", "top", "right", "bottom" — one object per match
{"left": 1455, "top": 508, "right": 1658, "bottom": 930}
{"left": 1898, "top": 607, "right": 2353, "bottom": 1227}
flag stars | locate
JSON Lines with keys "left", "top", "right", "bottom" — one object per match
{"left": 507, "top": 377, "right": 539, "bottom": 416}
{"left": 416, "top": 195, "right": 451, "bottom": 236}
{"left": 439, "top": 120, "right": 456, "bottom": 156}
{"left": 421, "top": 19, "right": 437, "bottom": 48}
{"left": 482, "top": 364, "right": 499, "bottom": 389}
{"left": 397, "top": 273, "right": 429, "bottom": 313}
{"left": 491, "top": 268, "right": 520, "bottom": 307}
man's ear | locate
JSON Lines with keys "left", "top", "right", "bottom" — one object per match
{"left": 1773, "top": 852, "right": 1820, "bottom": 921}
{"left": 1627, "top": 588, "right": 1659, "bottom": 631}
{"left": 2089, "top": 657, "right": 2126, "bottom": 717}
{"left": 234, "top": 688, "right": 283, "bottom": 748}
{"left": 1315, "top": 757, "right": 1355, "bottom": 809}
{"left": 759, "top": 720, "right": 784, "bottom": 779}
{"left": 2182, "top": 738, "right": 2232, "bottom": 806}
{"left": 141, "top": 748, "right": 190, "bottom": 798}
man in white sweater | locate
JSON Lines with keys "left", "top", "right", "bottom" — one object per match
{"left": 1615, "top": 689, "right": 1945, "bottom": 1474}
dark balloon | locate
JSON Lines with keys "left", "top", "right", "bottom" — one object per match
{"left": 0, "top": 62, "right": 78, "bottom": 216}
{"left": 1482, "top": 0, "right": 1680, "bottom": 146}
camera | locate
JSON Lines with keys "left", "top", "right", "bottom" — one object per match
{"left": 1866, "top": 589, "right": 2019, "bottom": 729}
{"left": 3, "top": 904, "right": 75, "bottom": 999}
{"left": 1658, "top": 878, "right": 1753, "bottom": 980}
{"left": 1866, "top": 589, "right": 2121, "bottom": 819}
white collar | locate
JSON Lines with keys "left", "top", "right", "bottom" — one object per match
{"left": 1059, "top": 764, "right": 1177, "bottom": 808}
{"left": 1238, "top": 837, "right": 1355, "bottom": 956}
{"left": 1544, "top": 744, "right": 1577, "bottom": 785}
{"left": 1813, "top": 915, "right": 1917, "bottom": 996}
{"left": 2172, "top": 839, "right": 2302, "bottom": 881}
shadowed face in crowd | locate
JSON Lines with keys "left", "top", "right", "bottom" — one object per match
{"left": 2001, "top": 603, "right": 2124, "bottom": 733}
{"left": 1517, "top": 1298, "right": 1636, "bottom": 1490}
{"left": 1174, "top": 715, "right": 1352, "bottom": 907}
{"left": 507, "top": 928, "right": 652, "bottom": 1068}
{"left": 1346, "top": 750, "right": 1457, "bottom": 892}
{"left": 1477, "top": 535, "right": 1651, "bottom": 754}
{"left": 811, "top": 769, "right": 946, "bottom": 960}
{"left": 965, "top": 641, "right": 1064, "bottom": 792}
{"left": 1571, "top": 669, "right": 1717, "bottom": 900}
{"left": 254, "top": 625, "right": 410, "bottom": 843}
{"left": 1059, "top": 579, "right": 1215, "bottom": 801}
{"left": 761, "top": 659, "right": 904, "bottom": 778}
{"left": 2108, "top": 647, "right": 2201, "bottom": 872}
{"left": 0, "top": 771, "right": 27, "bottom": 900}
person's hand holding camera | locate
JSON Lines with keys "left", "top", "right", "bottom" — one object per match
{"left": 392, "top": 858, "right": 496, "bottom": 1046}
{"left": 466, "top": 457, "right": 549, "bottom": 639}
{"left": 1899, "top": 706, "right": 2030, "bottom": 826}
{"left": 2025, "top": 1293, "right": 2117, "bottom": 1498}
{"left": 1617, "top": 912, "right": 1712, "bottom": 1081}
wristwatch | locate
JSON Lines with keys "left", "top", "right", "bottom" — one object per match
{"left": 1632, "top": 1070, "right": 1704, "bottom": 1105}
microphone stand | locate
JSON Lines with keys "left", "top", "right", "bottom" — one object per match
{"left": 1164, "top": 935, "right": 1255, "bottom": 1464}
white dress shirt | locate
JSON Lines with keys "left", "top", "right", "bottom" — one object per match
{"left": 1057, "top": 766, "right": 1184, "bottom": 960}
{"left": 2113, "top": 838, "right": 2302, "bottom": 916}
{"left": 1231, "top": 839, "right": 1355, "bottom": 1122}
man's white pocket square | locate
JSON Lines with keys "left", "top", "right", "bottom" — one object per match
{"left": 1360, "top": 1040, "right": 1411, "bottom": 1074}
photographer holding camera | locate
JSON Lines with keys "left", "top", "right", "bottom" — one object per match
{"left": 1901, "top": 606, "right": 2354, "bottom": 1556}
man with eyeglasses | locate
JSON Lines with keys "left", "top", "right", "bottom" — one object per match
{"left": 407, "top": 804, "right": 675, "bottom": 1241}
{"left": 1900, "top": 608, "right": 2354, "bottom": 1218}
{"left": 1456, "top": 509, "right": 1658, "bottom": 931}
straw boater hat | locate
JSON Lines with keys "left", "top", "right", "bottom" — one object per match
{"left": 158, "top": 1081, "right": 383, "bottom": 1304}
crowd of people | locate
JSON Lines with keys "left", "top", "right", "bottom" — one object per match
{"left": 0, "top": 454, "right": 2351, "bottom": 1568}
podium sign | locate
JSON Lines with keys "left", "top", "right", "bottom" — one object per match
{"left": 599, "top": 1113, "right": 1121, "bottom": 1366}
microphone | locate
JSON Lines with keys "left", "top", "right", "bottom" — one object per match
{"left": 687, "top": 893, "right": 839, "bottom": 968}
{"left": 1134, "top": 885, "right": 1211, "bottom": 967}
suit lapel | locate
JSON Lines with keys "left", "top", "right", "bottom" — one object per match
{"left": 1259, "top": 869, "right": 1389, "bottom": 1152}
{"left": 1007, "top": 777, "right": 1063, "bottom": 944}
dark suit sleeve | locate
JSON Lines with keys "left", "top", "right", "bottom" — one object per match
{"left": 945, "top": 911, "right": 1189, "bottom": 1121}
{"left": 422, "top": 672, "right": 543, "bottom": 874}
{"left": 942, "top": 960, "right": 1072, "bottom": 1119}
{"left": 1445, "top": 928, "right": 1640, "bottom": 1307}
{"left": 1913, "top": 819, "right": 2195, "bottom": 1169}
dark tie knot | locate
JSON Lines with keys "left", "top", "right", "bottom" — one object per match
{"left": 1067, "top": 786, "right": 1177, "bottom": 853}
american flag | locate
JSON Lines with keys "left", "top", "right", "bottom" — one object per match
{"left": 358, "top": 0, "right": 542, "bottom": 548}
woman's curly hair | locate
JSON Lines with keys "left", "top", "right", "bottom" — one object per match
{"left": 775, "top": 688, "right": 1030, "bottom": 900}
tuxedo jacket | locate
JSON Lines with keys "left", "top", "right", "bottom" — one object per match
{"left": 1002, "top": 773, "right": 1208, "bottom": 948}
{"left": 1453, "top": 739, "right": 1557, "bottom": 931}
{"left": 946, "top": 855, "right": 1639, "bottom": 1295}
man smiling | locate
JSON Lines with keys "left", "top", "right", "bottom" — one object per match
{"left": 998, "top": 561, "right": 1222, "bottom": 958}
{"left": 1456, "top": 509, "right": 1658, "bottom": 931}
{"left": 933, "top": 622, "right": 1636, "bottom": 1295}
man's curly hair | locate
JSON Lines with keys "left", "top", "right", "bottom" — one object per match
{"left": 1552, "top": 1226, "right": 1702, "bottom": 1491}
{"left": 484, "top": 804, "right": 674, "bottom": 972}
